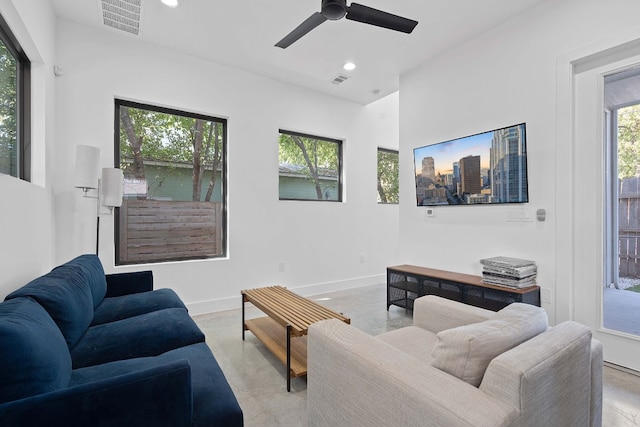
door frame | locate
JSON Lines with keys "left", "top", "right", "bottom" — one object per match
{"left": 556, "top": 33, "right": 640, "bottom": 371}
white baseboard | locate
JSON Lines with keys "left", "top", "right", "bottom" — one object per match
{"left": 186, "top": 274, "right": 385, "bottom": 316}
{"left": 604, "top": 361, "right": 640, "bottom": 377}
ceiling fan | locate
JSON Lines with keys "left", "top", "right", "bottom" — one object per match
{"left": 275, "top": 0, "right": 419, "bottom": 49}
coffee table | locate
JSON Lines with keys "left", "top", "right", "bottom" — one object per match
{"left": 241, "top": 286, "right": 350, "bottom": 391}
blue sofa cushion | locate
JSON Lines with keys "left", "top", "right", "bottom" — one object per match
{"left": 71, "top": 308, "right": 205, "bottom": 368}
{"left": 5, "top": 266, "right": 94, "bottom": 348}
{"left": 0, "top": 298, "right": 71, "bottom": 404}
{"left": 55, "top": 254, "right": 107, "bottom": 308}
{"left": 70, "top": 342, "right": 243, "bottom": 426}
{"left": 92, "top": 288, "right": 187, "bottom": 326}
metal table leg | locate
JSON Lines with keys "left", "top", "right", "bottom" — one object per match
{"left": 242, "top": 294, "right": 246, "bottom": 340}
{"left": 286, "top": 324, "right": 292, "bottom": 392}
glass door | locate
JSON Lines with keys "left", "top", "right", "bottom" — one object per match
{"left": 572, "top": 54, "right": 640, "bottom": 372}
{"left": 603, "top": 68, "right": 640, "bottom": 338}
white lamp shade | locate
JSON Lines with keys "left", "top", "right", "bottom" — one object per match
{"left": 101, "top": 168, "right": 124, "bottom": 207}
{"left": 74, "top": 145, "right": 100, "bottom": 190}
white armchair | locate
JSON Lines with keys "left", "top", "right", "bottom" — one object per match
{"left": 307, "top": 295, "right": 603, "bottom": 427}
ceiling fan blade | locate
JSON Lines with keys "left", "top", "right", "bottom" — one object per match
{"left": 275, "top": 12, "right": 328, "bottom": 49}
{"left": 346, "top": 3, "right": 418, "bottom": 33}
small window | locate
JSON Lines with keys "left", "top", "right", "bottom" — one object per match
{"left": 115, "top": 100, "right": 227, "bottom": 265}
{"left": 278, "top": 130, "right": 343, "bottom": 201}
{"left": 377, "top": 148, "right": 399, "bottom": 204}
{"left": 0, "top": 13, "right": 30, "bottom": 180}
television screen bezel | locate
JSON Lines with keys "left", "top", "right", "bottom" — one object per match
{"left": 413, "top": 123, "right": 528, "bottom": 207}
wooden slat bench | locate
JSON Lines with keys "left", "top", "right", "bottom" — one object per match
{"left": 242, "top": 286, "right": 350, "bottom": 391}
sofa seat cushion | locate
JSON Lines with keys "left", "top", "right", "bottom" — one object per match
{"left": 0, "top": 298, "right": 72, "bottom": 403}
{"left": 432, "top": 302, "right": 548, "bottom": 387}
{"left": 70, "top": 342, "right": 243, "bottom": 426}
{"left": 6, "top": 266, "right": 94, "bottom": 348}
{"left": 92, "top": 288, "right": 187, "bottom": 326}
{"left": 71, "top": 308, "right": 205, "bottom": 368}
{"left": 377, "top": 326, "right": 438, "bottom": 364}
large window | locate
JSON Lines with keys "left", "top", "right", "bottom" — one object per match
{"left": 377, "top": 148, "right": 399, "bottom": 204}
{"left": 115, "top": 100, "right": 226, "bottom": 265}
{"left": 0, "top": 13, "right": 30, "bottom": 180}
{"left": 278, "top": 130, "right": 342, "bottom": 201}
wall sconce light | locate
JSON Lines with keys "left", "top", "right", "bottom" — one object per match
{"left": 74, "top": 145, "right": 124, "bottom": 254}
{"left": 100, "top": 167, "right": 124, "bottom": 210}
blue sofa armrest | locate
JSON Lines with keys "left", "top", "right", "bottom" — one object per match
{"left": 0, "top": 360, "right": 192, "bottom": 427}
{"left": 105, "top": 271, "right": 154, "bottom": 297}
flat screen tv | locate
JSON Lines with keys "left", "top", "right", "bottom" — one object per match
{"left": 413, "top": 123, "right": 528, "bottom": 206}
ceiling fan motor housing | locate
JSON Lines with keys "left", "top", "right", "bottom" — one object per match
{"left": 322, "top": 0, "right": 347, "bottom": 20}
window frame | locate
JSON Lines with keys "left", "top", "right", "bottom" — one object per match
{"left": 114, "top": 98, "right": 228, "bottom": 265}
{"left": 278, "top": 129, "right": 343, "bottom": 202}
{"left": 0, "top": 12, "right": 31, "bottom": 181}
{"left": 377, "top": 147, "right": 399, "bottom": 204}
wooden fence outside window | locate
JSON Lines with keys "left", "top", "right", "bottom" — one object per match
{"left": 118, "top": 199, "right": 223, "bottom": 264}
{"left": 619, "top": 177, "right": 640, "bottom": 278}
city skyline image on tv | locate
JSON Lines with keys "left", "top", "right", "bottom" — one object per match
{"left": 413, "top": 123, "right": 528, "bottom": 206}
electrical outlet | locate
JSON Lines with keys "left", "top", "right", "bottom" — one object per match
{"left": 278, "top": 262, "right": 285, "bottom": 273}
{"left": 359, "top": 254, "right": 367, "bottom": 263}
{"left": 541, "top": 287, "right": 552, "bottom": 303}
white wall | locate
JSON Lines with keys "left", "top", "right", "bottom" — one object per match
{"left": 399, "top": 0, "right": 640, "bottom": 325}
{"left": 0, "top": 0, "right": 56, "bottom": 298}
{"left": 53, "top": 20, "right": 399, "bottom": 313}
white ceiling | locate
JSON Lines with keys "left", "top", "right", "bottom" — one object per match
{"left": 50, "top": 0, "right": 546, "bottom": 105}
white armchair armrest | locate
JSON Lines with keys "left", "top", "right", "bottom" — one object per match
{"left": 413, "top": 295, "right": 494, "bottom": 333}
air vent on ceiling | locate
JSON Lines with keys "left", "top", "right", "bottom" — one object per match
{"left": 100, "top": 0, "right": 142, "bottom": 36}
{"left": 331, "top": 74, "right": 350, "bottom": 85}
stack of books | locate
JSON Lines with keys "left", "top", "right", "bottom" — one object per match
{"left": 480, "top": 256, "right": 537, "bottom": 289}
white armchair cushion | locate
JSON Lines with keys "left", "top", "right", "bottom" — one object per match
{"left": 431, "top": 303, "right": 548, "bottom": 386}
{"left": 377, "top": 326, "right": 438, "bottom": 364}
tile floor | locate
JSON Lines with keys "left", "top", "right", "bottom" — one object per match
{"left": 193, "top": 284, "right": 640, "bottom": 427}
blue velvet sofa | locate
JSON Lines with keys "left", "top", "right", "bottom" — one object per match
{"left": 0, "top": 254, "right": 243, "bottom": 426}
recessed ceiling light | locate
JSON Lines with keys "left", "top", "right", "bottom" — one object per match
{"left": 343, "top": 62, "right": 356, "bottom": 71}
{"left": 161, "top": 0, "right": 179, "bottom": 8}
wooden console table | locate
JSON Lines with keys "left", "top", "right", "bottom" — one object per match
{"left": 387, "top": 264, "right": 540, "bottom": 312}
{"left": 242, "top": 286, "right": 350, "bottom": 391}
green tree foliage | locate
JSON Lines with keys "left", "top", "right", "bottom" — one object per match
{"left": 618, "top": 104, "right": 640, "bottom": 179}
{"left": 377, "top": 149, "right": 399, "bottom": 203}
{"left": 0, "top": 39, "right": 17, "bottom": 176}
{"left": 119, "top": 105, "right": 223, "bottom": 201}
{"left": 279, "top": 132, "right": 339, "bottom": 200}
